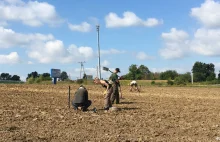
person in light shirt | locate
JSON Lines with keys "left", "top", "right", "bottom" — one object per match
{"left": 129, "top": 80, "right": 140, "bottom": 92}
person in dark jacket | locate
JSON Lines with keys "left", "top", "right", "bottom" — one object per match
{"left": 72, "top": 85, "right": 92, "bottom": 111}
{"left": 109, "top": 68, "right": 120, "bottom": 104}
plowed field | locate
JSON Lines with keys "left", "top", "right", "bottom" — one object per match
{"left": 1, "top": 84, "right": 220, "bottom": 142}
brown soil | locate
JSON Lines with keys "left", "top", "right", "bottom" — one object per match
{"left": 1, "top": 84, "right": 220, "bottom": 142}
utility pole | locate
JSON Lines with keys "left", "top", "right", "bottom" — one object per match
{"left": 78, "top": 61, "right": 85, "bottom": 79}
{"left": 96, "top": 25, "right": 101, "bottom": 79}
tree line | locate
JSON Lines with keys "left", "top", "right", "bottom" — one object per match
{"left": 0, "top": 73, "right": 20, "bottom": 81}
{"left": 26, "top": 71, "right": 69, "bottom": 83}
{"left": 1, "top": 61, "right": 220, "bottom": 84}
{"left": 122, "top": 61, "right": 220, "bottom": 84}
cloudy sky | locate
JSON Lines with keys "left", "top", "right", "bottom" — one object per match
{"left": 0, "top": 0, "right": 220, "bottom": 81}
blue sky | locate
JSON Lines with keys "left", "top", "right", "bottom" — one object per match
{"left": 0, "top": 0, "right": 220, "bottom": 81}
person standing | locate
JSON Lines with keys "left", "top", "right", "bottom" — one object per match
{"left": 109, "top": 68, "right": 120, "bottom": 104}
{"left": 72, "top": 85, "right": 92, "bottom": 111}
{"left": 93, "top": 77, "right": 113, "bottom": 110}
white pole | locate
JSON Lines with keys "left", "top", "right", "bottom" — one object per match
{"left": 96, "top": 25, "right": 101, "bottom": 79}
{"left": 191, "top": 72, "right": 193, "bottom": 84}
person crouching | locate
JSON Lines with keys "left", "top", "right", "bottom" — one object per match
{"left": 130, "top": 80, "right": 140, "bottom": 92}
{"left": 72, "top": 85, "right": 92, "bottom": 111}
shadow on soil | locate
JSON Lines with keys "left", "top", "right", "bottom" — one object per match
{"left": 120, "top": 101, "right": 135, "bottom": 104}
{"left": 121, "top": 107, "right": 139, "bottom": 110}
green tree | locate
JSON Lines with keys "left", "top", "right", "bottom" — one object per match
{"left": 1, "top": 73, "right": 11, "bottom": 80}
{"left": 138, "top": 65, "right": 150, "bottom": 79}
{"left": 178, "top": 72, "right": 191, "bottom": 82}
{"left": 174, "top": 76, "right": 187, "bottom": 85}
{"left": 26, "top": 71, "right": 39, "bottom": 80}
{"left": 83, "top": 73, "right": 87, "bottom": 79}
{"left": 124, "top": 64, "right": 151, "bottom": 80}
{"left": 60, "top": 71, "right": 68, "bottom": 81}
{"left": 1, "top": 73, "right": 7, "bottom": 80}
{"left": 41, "top": 73, "right": 52, "bottom": 81}
{"left": 192, "top": 61, "right": 216, "bottom": 82}
{"left": 10, "top": 75, "right": 20, "bottom": 81}
{"left": 159, "top": 70, "right": 178, "bottom": 80}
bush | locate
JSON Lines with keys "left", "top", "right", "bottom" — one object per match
{"left": 174, "top": 76, "right": 187, "bottom": 85}
{"left": 151, "top": 81, "right": 155, "bottom": 85}
{"left": 35, "top": 77, "right": 42, "bottom": 83}
{"left": 167, "top": 79, "right": 174, "bottom": 85}
{"left": 27, "top": 77, "right": 35, "bottom": 84}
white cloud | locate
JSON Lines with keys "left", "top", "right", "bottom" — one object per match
{"left": 68, "top": 22, "right": 91, "bottom": 32}
{"left": 0, "top": 26, "right": 95, "bottom": 64}
{"left": 27, "top": 61, "right": 33, "bottom": 64}
{"left": 0, "top": 26, "right": 54, "bottom": 48}
{"left": 160, "top": 28, "right": 190, "bottom": 59}
{"left": 190, "top": 28, "right": 220, "bottom": 56}
{"left": 101, "top": 60, "right": 110, "bottom": 66}
{"left": 0, "top": 21, "right": 7, "bottom": 26}
{"left": 100, "top": 48, "right": 125, "bottom": 55}
{"left": 136, "top": 51, "right": 153, "bottom": 60}
{"left": 0, "top": 0, "right": 62, "bottom": 27}
{"left": 0, "top": 52, "right": 20, "bottom": 64}
{"left": 105, "top": 11, "right": 163, "bottom": 28}
{"left": 191, "top": 0, "right": 220, "bottom": 28}
{"left": 27, "top": 40, "right": 95, "bottom": 63}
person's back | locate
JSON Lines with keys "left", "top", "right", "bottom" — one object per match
{"left": 73, "top": 86, "right": 88, "bottom": 104}
{"left": 130, "top": 80, "right": 137, "bottom": 85}
{"left": 72, "top": 85, "right": 91, "bottom": 111}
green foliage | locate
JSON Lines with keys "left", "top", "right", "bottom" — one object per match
{"left": 0, "top": 73, "right": 11, "bottom": 80}
{"left": 60, "top": 71, "right": 68, "bottom": 81}
{"left": 174, "top": 76, "right": 187, "bottom": 85}
{"left": 151, "top": 81, "right": 155, "bottom": 85}
{"left": 83, "top": 73, "right": 87, "bottom": 79}
{"left": 35, "top": 77, "right": 42, "bottom": 83}
{"left": 192, "top": 61, "right": 216, "bottom": 82}
{"left": 179, "top": 72, "right": 191, "bottom": 82}
{"left": 123, "top": 64, "right": 150, "bottom": 80}
{"left": 167, "top": 79, "right": 174, "bottom": 85}
{"left": 10, "top": 75, "right": 20, "bottom": 81}
{"left": 27, "top": 77, "right": 35, "bottom": 84}
{"left": 0, "top": 73, "right": 21, "bottom": 81}
{"left": 159, "top": 70, "right": 178, "bottom": 80}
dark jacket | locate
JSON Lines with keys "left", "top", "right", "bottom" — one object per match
{"left": 73, "top": 87, "right": 88, "bottom": 104}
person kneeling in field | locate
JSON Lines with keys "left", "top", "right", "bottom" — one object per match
{"left": 130, "top": 80, "right": 140, "bottom": 92}
{"left": 93, "top": 77, "right": 113, "bottom": 110}
{"left": 72, "top": 85, "right": 92, "bottom": 111}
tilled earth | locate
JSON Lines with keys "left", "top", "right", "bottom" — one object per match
{"left": 0, "top": 84, "right": 220, "bottom": 142}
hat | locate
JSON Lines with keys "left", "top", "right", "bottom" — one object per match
{"left": 115, "top": 68, "right": 120, "bottom": 73}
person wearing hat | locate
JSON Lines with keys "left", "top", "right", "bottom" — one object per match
{"left": 109, "top": 68, "right": 121, "bottom": 104}
{"left": 72, "top": 85, "right": 92, "bottom": 111}
{"left": 93, "top": 77, "right": 113, "bottom": 110}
